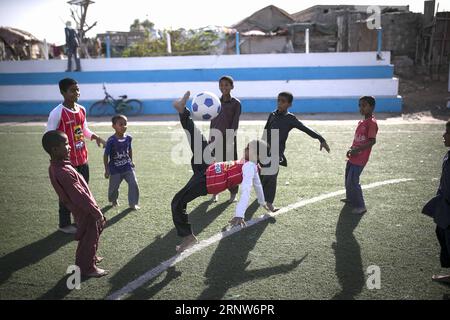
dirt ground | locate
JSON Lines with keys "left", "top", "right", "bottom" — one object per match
{"left": 399, "top": 73, "right": 450, "bottom": 121}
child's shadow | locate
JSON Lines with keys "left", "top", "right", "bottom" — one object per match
{"left": 0, "top": 205, "right": 114, "bottom": 289}
{"left": 331, "top": 204, "right": 364, "bottom": 300}
{"left": 107, "top": 200, "right": 232, "bottom": 299}
{"left": 197, "top": 200, "right": 307, "bottom": 300}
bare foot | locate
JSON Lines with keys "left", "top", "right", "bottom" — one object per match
{"left": 432, "top": 274, "right": 450, "bottom": 283}
{"left": 86, "top": 267, "right": 109, "bottom": 278}
{"left": 211, "top": 194, "right": 219, "bottom": 202}
{"left": 228, "top": 193, "right": 238, "bottom": 203}
{"left": 95, "top": 256, "right": 104, "bottom": 264}
{"left": 173, "top": 91, "right": 190, "bottom": 114}
{"left": 176, "top": 234, "right": 198, "bottom": 253}
{"left": 266, "top": 202, "right": 280, "bottom": 212}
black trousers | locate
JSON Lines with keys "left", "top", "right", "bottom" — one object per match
{"left": 58, "top": 163, "right": 89, "bottom": 228}
{"left": 260, "top": 169, "right": 279, "bottom": 204}
{"left": 436, "top": 225, "right": 450, "bottom": 268}
{"left": 171, "top": 109, "right": 209, "bottom": 237}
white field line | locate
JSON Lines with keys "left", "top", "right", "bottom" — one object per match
{"left": 106, "top": 177, "right": 414, "bottom": 300}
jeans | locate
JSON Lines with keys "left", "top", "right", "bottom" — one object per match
{"left": 345, "top": 161, "right": 365, "bottom": 208}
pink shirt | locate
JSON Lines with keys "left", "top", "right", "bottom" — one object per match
{"left": 348, "top": 116, "right": 378, "bottom": 166}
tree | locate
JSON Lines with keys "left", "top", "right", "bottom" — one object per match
{"left": 130, "top": 19, "right": 155, "bottom": 33}
{"left": 67, "top": 0, "right": 97, "bottom": 58}
{"left": 122, "top": 20, "right": 221, "bottom": 57}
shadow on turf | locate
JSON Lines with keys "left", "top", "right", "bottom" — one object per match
{"left": 108, "top": 199, "right": 233, "bottom": 299}
{"left": 331, "top": 204, "right": 365, "bottom": 300}
{"left": 0, "top": 205, "right": 114, "bottom": 295}
{"left": 35, "top": 205, "right": 138, "bottom": 299}
{"left": 37, "top": 273, "right": 107, "bottom": 300}
{"left": 197, "top": 200, "right": 307, "bottom": 300}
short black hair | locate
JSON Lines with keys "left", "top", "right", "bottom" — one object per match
{"left": 278, "top": 92, "right": 293, "bottom": 104}
{"left": 112, "top": 114, "right": 128, "bottom": 124}
{"left": 219, "top": 75, "right": 234, "bottom": 86}
{"left": 359, "top": 96, "right": 376, "bottom": 108}
{"left": 59, "top": 78, "right": 78, "bottom": 93}
{"left": 42, "top": 130, "right": 67, "bottom": 155}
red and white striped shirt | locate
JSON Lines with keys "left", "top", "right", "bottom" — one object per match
{"left": 206, "top": 160, "right": 265, "bottom": 218}
{"left": 46, "top": 103, "right": 94, "bottom": 167}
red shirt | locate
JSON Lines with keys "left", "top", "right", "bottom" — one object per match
{"left": 206, "top": 159, "right": 245, "bottom": 194}
{"left": 46, "top": 104, "right": 93, "bottom": 167}
{"left": 348, "top": 116, "right": 378, "bottom": 166}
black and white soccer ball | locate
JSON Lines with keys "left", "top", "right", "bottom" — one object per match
{"left": 191, "top": 91, "right": 221, "bottom": 121}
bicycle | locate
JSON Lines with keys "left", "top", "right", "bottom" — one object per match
{"left": 89, "top": 83, "right": 143, "bottom": 116}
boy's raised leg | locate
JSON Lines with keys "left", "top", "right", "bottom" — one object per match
{"left": 173, "top": 91, "right": 210, "bottom": 172}
{"left": 173, "top": 91, "right": 191, "bottom": 114}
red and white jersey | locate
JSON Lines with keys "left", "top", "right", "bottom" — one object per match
{"left": 206, "top": 160, "right": 265, "bottom": 218}
{"left": 206, "top": 159, "right": 245, "bottom": 195}
{"left": 46, "top": 103, "right": 94, "bottom": 167}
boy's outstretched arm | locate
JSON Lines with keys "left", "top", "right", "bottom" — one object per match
{"left": 292, "top": 116, "right": 330, "bottom": 153}
{"left": 230, "top": 163, "right": 269, "bottom": 227}
{"left": 83, "top": 118, "right": 106, "bottom": 148}
{"left": 320, "top": 141, "right": 331, "bottom": 153}
{"left": 91, "top": 133, "right": 106, "bottom": 148}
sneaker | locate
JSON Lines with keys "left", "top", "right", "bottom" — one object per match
{"left": 211, "top": 194, "right": 219, "bottom": 203}
{"left": 351, "top": 207, "right": 367, "bottom": 214}
{"left": 58, "top": 225, "right": 77, "bottom": 234}
{"left": 130, "top": 205, "right": 140, "bottom": 210}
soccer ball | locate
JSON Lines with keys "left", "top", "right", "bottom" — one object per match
{"left": 190, "top": 91, "right": 221, "bottom": 120}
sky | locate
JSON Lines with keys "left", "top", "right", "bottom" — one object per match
{"left": 0, "top": 0, "right": 449, "bottom": 45}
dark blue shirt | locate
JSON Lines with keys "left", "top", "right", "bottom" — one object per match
{"left": 104, "top": 135, "right": 133, "bottom": 175}
{"left": 262, "top": 109, "right": 325, "bottom": 166}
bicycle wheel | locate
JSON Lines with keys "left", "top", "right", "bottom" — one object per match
{"left": 123, "top": 99, "right": 143, "bottom": 116}
{"left": 89, "top": 100, "right": 114, "bottom": 116}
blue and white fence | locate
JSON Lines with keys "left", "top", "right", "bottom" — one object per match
{"left": 0, "top": 52, "right": 401, "bottom": 115}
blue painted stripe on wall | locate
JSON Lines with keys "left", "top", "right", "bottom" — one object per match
{"left": 0, "top": 66, "right": 394, "bottom": 85}
{"left": 0, "top": 97, "right": 402, "bottom": 115}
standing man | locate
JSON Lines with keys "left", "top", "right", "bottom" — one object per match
{"left": 65, "top": 21, "right": 81, "bottom": 72}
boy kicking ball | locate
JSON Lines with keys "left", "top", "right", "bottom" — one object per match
{"left": 172, "top": 91, "right": 272, "bottom": 253}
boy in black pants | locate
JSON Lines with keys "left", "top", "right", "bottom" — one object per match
{"left": 261, "top": 92, "right": 330, "bottom": 211}
{"left": 171, "top": 91, "right": 271, "bottom": 253}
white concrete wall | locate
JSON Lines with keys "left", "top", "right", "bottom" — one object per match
{"left": 0, "top": 51, "right": 391, "bottom": 73}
